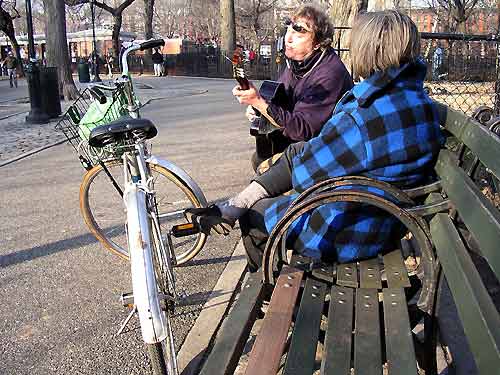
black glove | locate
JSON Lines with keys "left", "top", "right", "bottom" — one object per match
{"left": 184, "top": 204, "right": 233, "bottom": 236}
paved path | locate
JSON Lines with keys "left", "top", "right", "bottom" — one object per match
{"left": 0, "top": 76, "right": 254, "bottom": 374}
{"left": 0, "top": 75, "right": 208, "bottom": 163}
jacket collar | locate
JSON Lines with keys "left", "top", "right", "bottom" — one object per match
{"left": 348, "top": 57, "right": 427, "bottom": 107}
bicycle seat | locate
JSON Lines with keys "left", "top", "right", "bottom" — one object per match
{"left": 88, "top": 117, "right": 158, "bottom": 148}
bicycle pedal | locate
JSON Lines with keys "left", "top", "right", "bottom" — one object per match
{"left": 120, "top": 292, "right": 134, "bottom": 307}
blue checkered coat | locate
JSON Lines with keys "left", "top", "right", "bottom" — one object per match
{"left": 263, "top": 58, "right": 444, "bottom": 262}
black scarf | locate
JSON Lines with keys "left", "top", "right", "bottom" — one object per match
{"left": 289, "top": 48, "right": 323, "bottom": 79}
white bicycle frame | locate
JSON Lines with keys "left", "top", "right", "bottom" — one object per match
{"left": 121, "top": 140, "right": 189, "bottom": 375}
{"left": 123, "top": 143, "right": 171, "bottom": 344}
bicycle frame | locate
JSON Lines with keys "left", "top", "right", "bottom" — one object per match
{"left": 122, "top": 142, "right": 175, "bottom": 345}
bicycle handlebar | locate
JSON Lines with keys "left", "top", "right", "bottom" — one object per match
{"left": 139, "top": 39, "right": 165, "bottom": 51}
{"left": 88, "top": 86, "right": 107, "bottom": 104}
{"left": 121, "top": 38, "right": 165, "bottom": 77}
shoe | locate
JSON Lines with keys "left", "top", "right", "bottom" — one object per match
{"left": 184, "top": 204, "right": 233, "bottom": 236}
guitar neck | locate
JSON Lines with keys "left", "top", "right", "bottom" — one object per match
{"left": 236, "top": 76, "right": 250, "bottom": 90}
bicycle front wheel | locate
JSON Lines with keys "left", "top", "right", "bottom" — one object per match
{"left": 80, "top": 160, "right": 207, "bottom": 265}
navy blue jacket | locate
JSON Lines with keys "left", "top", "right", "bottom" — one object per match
{"left": 267, "top": 47, "right": 353, "bottom": 141}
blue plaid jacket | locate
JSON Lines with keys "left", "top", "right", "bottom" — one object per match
{"left": 264, "top": 58, "right": 444, "bottom": 262}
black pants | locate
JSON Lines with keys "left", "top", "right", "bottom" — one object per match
{"left": 240, "top": 141, "right": 306, "bottom": 272}
{"left": 251, "top": 131, "right": 293, "bottom": 172}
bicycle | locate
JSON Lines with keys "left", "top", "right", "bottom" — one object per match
{"left": 56, "top": 39, "right": 207, "bottom": 375}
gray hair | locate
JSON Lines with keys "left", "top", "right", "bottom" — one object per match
{"left": 350, "top": 10, "right": 420, "bottom": 80}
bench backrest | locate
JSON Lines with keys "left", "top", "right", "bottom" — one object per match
{"left": 430, "top": 103, "right": 500, "bottom": 374}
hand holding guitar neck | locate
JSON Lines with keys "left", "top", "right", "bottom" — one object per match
{"left": 230, "top": 47, "right": 285, "bottom": 134}
{"left": 231, "top": 49, "right": 250, "bottom": 90}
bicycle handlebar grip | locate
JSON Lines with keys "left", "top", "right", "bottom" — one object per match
{"left": 88, "top": 86, "right": 107, "bottom": 104}
{"left": 139, "top": 39, "right": 165, "bottom": 51}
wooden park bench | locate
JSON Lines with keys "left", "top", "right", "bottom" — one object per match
{"left": 198, "top": 103, "right": 500, "bottom": 375}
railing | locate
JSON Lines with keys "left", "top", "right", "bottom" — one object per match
{"left": 126, "top": 47, "right": 280, "bottom": 81}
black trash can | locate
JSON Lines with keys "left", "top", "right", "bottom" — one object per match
{"left": 40, "top": 66, "right": 62, "bottom": 118}
{"left": 78, "top": 60, "right": 90, "bottom": 83}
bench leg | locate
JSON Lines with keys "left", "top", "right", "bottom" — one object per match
{"left": 422, "top": 264, "right": 443, "bottom": 375}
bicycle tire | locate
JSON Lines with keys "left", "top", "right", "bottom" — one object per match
{"left": 147, "top": 343, "right": 168, "bottom": 375}
{"left": 80, "top": 160, "right": 207, "bottom": 265}
{"left": 149, "top": 212, "right": 178, "bottom": 375}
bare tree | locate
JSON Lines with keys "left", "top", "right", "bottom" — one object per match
{"left": 425, "top": 0, "right": 481, "bottom": 31}
{"left": 0, "top": 0, "right": 23, "bottom": 74}
{"left": 66, "top": 0, "right": 136, "bottom": 58}
{"left": 42, "top": 0, "right": 78, "bottom": 100}
{"left": 236, "top": 0, "right": 278, "bottom": 47}
{"left": 330, "top": 0, "right": 368, "bottom": 67}
{"left": 220, "top": 0, "right": 236, "bottom": 52}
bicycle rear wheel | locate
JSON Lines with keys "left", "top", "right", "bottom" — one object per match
{"left": 147, "top": 343, "right": 168, "bottom": 375}
{"left": 80, "top": 160, "right": 207, "bottom": 265}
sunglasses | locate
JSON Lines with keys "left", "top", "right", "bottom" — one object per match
{"left": 284, "top": 19, "right": 312, "bottom": 34}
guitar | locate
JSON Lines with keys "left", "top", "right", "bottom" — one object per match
{"left": 231, "top": 49, "right": 287, "bottom": 137}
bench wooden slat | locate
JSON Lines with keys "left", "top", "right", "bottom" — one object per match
{"left": 383, "top": 250, "right": 411, "bottom": 288}
{"left": 199, "top": 274, "right": 265, "bottom": 375}
{"left": 245, "top": 266, "right": 304, "bottom": 375}
{"left": 337, "top": 262, "right": 358, "bottom": 287}
{"left": 436, "top": 150, "right": 500, "bottom": 279}
{"left": 312, "top": 263, "right": 335, "bottom": 284}
{"left": 440, "top": 104, "right": 500, "bottom": 180}
{"left": 425, "top": 191, "right": 444, "bottom": 205}
{"left": 354, "top": 288, "right": 382, "bottom": 375}
{"left": 430, "top": 213, "right": 500, "bottom": 374}
{"left": 283, "top": 278, "right": 327, "bottom": 375}
{"left": 290, "top": 253, "right": 312, "bottom": 270}
{"left": 321, "top": 286, "right": 354, "bottom": 375}
{"left": 359, "top": 258, "right": 382, "bottom": 289}
{"left": 383, "top": 288, "right": 418, "bottom": 375}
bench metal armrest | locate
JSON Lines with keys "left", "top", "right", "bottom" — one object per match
{"left": 262, "top": 181, "right": 438, "bottom": 314}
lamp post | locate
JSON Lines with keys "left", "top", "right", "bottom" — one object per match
{"left": 25, "top": 0, "right": 48, "bottom": 124}
{"left": 90, "top": 0, "right": 101, "bottom": 82}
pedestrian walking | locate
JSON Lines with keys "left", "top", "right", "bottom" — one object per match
{"left": 152, "top": 48, "right": 164, "bottom": 77}
{"left": 4, "top": 51, "right": 18, "bottom": 88}
{"left": 106, "top": 53, "right": 115, "bottom": 78}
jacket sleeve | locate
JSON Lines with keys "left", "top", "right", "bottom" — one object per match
{"left": 292, "top": 112, "right": 368, "bottom": 192}
{"left": 266, "top": 66, "right": 351, "bottom": 141}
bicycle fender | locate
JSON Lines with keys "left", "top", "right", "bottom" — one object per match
{"left": 147, "top": 156, "right": 208, "bottom": 207}
{"left": 124, "top": 184, "right": 168, "bottom": 344}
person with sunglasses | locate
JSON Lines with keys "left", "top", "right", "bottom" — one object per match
{"left": 186, "top": 10, "right": 444, "bottom": 272}
{"left": 233, "top": 4, "right": 353, "bottom": 171}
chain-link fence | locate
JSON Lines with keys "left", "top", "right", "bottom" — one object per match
{"left": 333, "top": 29, "right": 500, "bottom": 116}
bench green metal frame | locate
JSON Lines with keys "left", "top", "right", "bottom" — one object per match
{"left": 198, "top": 103, "right": 500, "bottom": 375}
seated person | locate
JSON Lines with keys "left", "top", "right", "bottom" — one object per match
{"left": 233, "top": 4, "right": 353, "bottom": 171}
{"left": 188, "top": 10, "right": 444, "bottom": 272}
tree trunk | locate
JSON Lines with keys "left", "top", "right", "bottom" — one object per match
{"left": 112, "top": 14, "right": 122, "bottom": 63}
{"left": 144, "top": 0, "right": 154, "bottom": 39}
{"left": 43, "top": 0, "right": 78, "bottom": 100}
{"left": 220, "top": 0, "right": 235, "bottom": 53}
{"left": 143, "top": 0, "right": 154, "bottom": 56}
{"left": 330, "top": 0, "right": 368, "bottom": 72}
